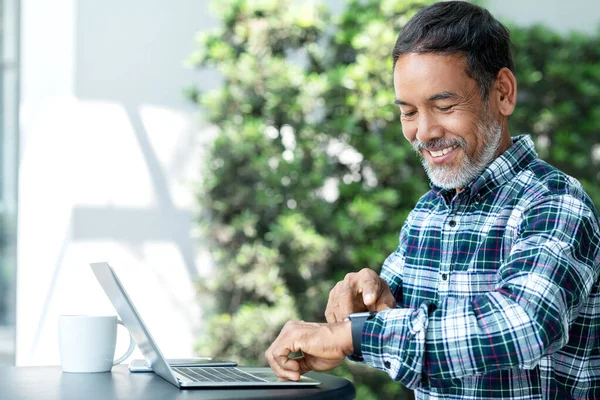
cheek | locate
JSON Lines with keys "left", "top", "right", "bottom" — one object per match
{"left": 443, "top": 114, "right": 479, "bottom": 143}
{"left": 400, "top": 121, "right": 417, "bottom": 142}
{"left": 443, "top": 114, "right": 470, "bottom": 132}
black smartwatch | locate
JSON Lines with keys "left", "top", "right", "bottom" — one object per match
{"left": 348, "top": 311, "right": 376, "bottom": 360}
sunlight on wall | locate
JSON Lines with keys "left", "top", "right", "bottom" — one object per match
{"left": 139, "top": 104, "right": 204, "bottom": 209}
{"left": 15, "top": 0, "right": 222, "bottom": 368}
{"left": 16, "top": 97, "right": 206, "bottom": 365}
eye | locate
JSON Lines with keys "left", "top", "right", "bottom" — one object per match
{"left": 437, "top": 105, "right": 454, "bottom": 112}
{"left": 401, "top": 111, "right": 417, "bottom": 118}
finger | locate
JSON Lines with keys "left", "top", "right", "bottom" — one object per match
{"left": 369, "top": 284, "right": 397, "bottom": 312}
{"left": 295, "top": 356, "right": 313, "bottom": 376}
{"left": 334, "top": 282, "right": 356, "bottom": 321}
{"left": 361, "top": 280, "right": 380, "bottom": 306}
{"left": 328, "top": 280, "right": 356, "bottom": 322}
{"left": 279, "top": 356, "right": 316, "bottom": 380}
{"left": 265, "top": 338, "right": 301, "bottom": 381}
{"left": 355, "top": 268, "right": 383, "bottom": 306}
{"left": 269, "top": 349, "right": 301, "bottom": 381}
{"left": 369, "top": 296, "right": 396, "bottom": 311}
{"left": 280, "top": 357, "right": 302, "bottom": 381}
{"left": 324, "top": 284, "right": 340, "bottom": 323}
{"left": 271, "top": 321, "right": 312, "bottom": 381}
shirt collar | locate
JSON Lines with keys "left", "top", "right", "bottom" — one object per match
{"left": 430, "top": 135, "right": 538, "bottom": 201}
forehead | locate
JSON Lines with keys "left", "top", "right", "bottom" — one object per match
{"left": 393, "top": 53, "right": 477, "bottom": 102}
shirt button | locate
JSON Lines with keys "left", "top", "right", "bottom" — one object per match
{"left": 448, "top": 220, "right": 457, "bottom": 227}
{"left": 384, "top": 361, "right": 391, "bottom": 369}
{"left": 441, "top": 273, "right": 448, "bottom": 281}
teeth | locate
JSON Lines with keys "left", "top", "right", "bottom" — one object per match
{"left": 430, "top": 146, "right": 456, "bottom": 157}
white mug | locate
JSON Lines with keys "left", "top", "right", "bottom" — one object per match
{"left": 58, "top": 315, "right": 135, "bottom": 373}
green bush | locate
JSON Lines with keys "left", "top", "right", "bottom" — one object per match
{"left": 186, "top": 1, "right": 600, "bottom": 398}
{"left": 509, "top": 25, "right": 600, "bottom": 203}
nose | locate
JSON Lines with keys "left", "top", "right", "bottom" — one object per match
{"left": 415, "top": 112, "right": 444, "bottom": 144}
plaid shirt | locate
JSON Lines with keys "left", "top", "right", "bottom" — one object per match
{"left": 361, "top": 135, "right": 600, "bottom": 399}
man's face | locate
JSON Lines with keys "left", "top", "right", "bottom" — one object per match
{"left": 393, "top": 53, "right": 502, "bottom": 190}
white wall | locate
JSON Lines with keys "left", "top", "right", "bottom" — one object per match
{"left": 16, "top": 0, "right": 219, "bottom": 366}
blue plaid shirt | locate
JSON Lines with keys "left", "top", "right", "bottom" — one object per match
{"left": 361, "top": 135, "right": 600, "bottom": 399}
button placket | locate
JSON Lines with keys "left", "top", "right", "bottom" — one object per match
{"left": 439, "top": 214, "right": 459, "bottom": 296}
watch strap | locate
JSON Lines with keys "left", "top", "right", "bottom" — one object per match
{"left": 349, "top": 311, "right": 376, "bottom": 360}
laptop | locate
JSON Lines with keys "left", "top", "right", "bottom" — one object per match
{"left": 90, "top": 262, "right": 321, "bottom": 388}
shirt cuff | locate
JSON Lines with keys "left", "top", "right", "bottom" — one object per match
{"left": 361, "top": 302, "right": 430, "bottom": 389}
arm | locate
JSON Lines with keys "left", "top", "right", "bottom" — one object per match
{"left": 362, "top": 194, "right": 600, "bottom": 388}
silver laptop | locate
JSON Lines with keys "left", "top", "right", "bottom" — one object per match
{"left": 90, "top": 262, "right": 320, "bottom": 388}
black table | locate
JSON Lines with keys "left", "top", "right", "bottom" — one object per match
{"left": 0, "top": 365, "right": 356, "bottom": 400}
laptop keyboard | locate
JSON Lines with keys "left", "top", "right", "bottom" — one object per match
{"left": 173, "top": 366, "right": 267, "bottom": 383}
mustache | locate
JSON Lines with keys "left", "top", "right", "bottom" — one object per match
{"left": 412, "top": 137, "right": 467, "bottom": 152}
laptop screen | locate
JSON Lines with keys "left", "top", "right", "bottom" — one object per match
{"left": 90, "top": 262, "right": 180, "bottom": 387}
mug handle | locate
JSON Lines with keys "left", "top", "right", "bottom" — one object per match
{"left": 113, "top": 319, "right": 136, "bottom": 365}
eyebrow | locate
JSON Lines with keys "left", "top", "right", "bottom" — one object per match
{"left": 428, "top": 91, "right": 457, "bottom": 101}
{"left": 394, "top": 91, "right": 458, "bottom": 106}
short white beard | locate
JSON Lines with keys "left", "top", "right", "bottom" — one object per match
{"left": 413, "top": 110, "right": 503, "bottom": 190}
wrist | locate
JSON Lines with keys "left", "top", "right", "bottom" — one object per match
{"left": 333, "top": 320, "right": 354, "bottom": 356}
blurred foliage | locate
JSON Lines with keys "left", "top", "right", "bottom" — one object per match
{"left": 186, "top": 1, "right": 600, "bottom": 399}
{"left": 509, "top": 25, "right": 600, "bottom": 206}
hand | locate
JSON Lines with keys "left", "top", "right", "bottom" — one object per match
{"left": 265, "top": 320, "right": 352, "bottom": 381}
{"left": 325, "top": 268, "right": 397, "bottom": 323}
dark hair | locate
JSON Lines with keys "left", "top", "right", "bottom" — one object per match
{"left": 392, "top": 1, "right": 514, "bottom": 99}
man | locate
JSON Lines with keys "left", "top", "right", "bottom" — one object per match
{"left": 265, "top": 1, "right": 600, "bottom": 399}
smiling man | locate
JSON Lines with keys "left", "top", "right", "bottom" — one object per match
{"left": 394, "top": 52, "right": 511, "bottom": 192}
{"left": 265, "top": 2, "right": 600, "bottom": 399}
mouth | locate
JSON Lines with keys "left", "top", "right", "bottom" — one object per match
{"left": 428, "top": 145, "right": 458, "bottom": 157}
{"left": 424, "top": 145, "right": 459, "bottom": 165}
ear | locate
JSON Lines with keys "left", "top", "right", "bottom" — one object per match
{"left": 492, "top": 67, "right": 517, "bottom": 117}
